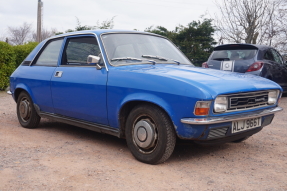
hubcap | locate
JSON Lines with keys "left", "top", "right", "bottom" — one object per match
{"left": 19, "top": 99, "right": 30, "bottom": 121}
{"left": 133, "top": 120, "right": 156, "bottom": 149}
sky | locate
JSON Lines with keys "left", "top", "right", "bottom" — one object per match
{"left": 0, "top": 0, "right": 218, "bottom": 37}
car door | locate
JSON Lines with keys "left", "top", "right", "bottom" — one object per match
{"left": 270, "top": 48, "right": 287, "bottom": 91}
{"left": 50, "top": 35, "right": 109, "bottom": 125}
{"left": 25, "top": 38, "right": 64, "bottom": 113}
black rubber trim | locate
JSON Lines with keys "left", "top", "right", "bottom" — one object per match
{"left": 21, "top": 61, "right": 31, "bottom": 66}
{"left": 34, "top": 104, "right": 119, "bottom": 137}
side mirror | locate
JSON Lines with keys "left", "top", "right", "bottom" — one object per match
{"left": 87, "top": 55, "right": 102, "bottom": 70}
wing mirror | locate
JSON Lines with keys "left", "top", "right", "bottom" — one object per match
{"left": 87, "top": 55, "right": 102, "bottom": 70}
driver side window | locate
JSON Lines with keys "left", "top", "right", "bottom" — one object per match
{"left": 62, "top": 36, "right": 101, "bottom": 66}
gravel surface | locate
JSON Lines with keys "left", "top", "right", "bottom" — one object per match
{"left": 0, "top": 91, "right": 287, "bottom": 191}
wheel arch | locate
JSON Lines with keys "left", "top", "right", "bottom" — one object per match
{"left": 14, "top": 84, "right": 33, "bottom": 103}
{"left": 118, "top": 99, "right": 176, "bottom": 139}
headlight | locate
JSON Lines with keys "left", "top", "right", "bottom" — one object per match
{"left": 214, "top": 96, "right": 228, "bottom": 113}
{"left": 268, "top": 90, "right": 279, "bottom": 105}
{"left": 194, "top": 101, "right": 211, "bottom": 116}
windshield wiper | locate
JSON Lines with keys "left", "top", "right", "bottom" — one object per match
{"left": 142, "top": 55, "right": 168, "bottom": 61}
{"left": 212, "top": 58, "right": 230, "bottom": 61}
{"left": 171, "top": 59, "right": 180, "bottom": 65}
{"left": 111, "top": 57, "right": 143, "bottom": 61}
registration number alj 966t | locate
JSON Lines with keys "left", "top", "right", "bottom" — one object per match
{"left": 232, "top": 117, "right": 262, "bottom": 134}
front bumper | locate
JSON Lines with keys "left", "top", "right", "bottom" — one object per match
{"left": 181, "top": 107, "right": 282, "bottom": 125}
{"left": 177, "top": 107, "right": 282, "bottom": 142}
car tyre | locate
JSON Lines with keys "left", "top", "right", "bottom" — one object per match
{"left": 125, "top": 104, "right": 176, "bottom": 164}
{"left": 17, "top": 91, "right": 41, "bottom": 129}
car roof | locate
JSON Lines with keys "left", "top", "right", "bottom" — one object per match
{"left": 48, "top": 29, "right": 160, "bottom": 40}
{"left": 214, "top": 43, "right": 270, "bottom": 51}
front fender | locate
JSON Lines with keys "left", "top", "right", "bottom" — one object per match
{"left": 121, "top": 92, "right": 174, "bottom": 119}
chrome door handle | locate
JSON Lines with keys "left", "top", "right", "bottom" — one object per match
{"left": 54, "top": 71, "right": 63, "bottom": 77}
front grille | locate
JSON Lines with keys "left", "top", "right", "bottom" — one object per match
{"left": 227, "top": 91, "right": 269, "bottom": 111}
{"left": 207, "top": 127, "right": 228, "bottom": 139}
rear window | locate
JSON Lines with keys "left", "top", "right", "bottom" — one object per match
{"left": 210, "top": 49, "right": 257, "bottom": 61}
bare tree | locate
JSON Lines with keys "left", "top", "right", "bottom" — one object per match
{"left": 214, "top": 0, "right": 286, "bottom": 47}
{"left": 268, "top": 0, "right": 287, "bottom": 53}
{"left": 32, "top": 28, "right": 58, "bottom": 41}
{"left": 8, "top": 22, "right": 32, "bottom": 45}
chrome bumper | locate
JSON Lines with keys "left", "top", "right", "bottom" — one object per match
{"left": 181, "top": 107, "right": 283, "bottom": 125}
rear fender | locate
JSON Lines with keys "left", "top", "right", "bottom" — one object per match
{"left": 13, "top": 83, "right": 35, "bottom": 103}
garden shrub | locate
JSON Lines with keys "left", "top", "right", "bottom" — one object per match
{"left": 0, "top": 62, "right": 15, "bottom": 90}
{"left": 13, "top": 42, "right": 38, "bottom": 67}
{"left": 0, "top": 41, "right": 16, "bottom": 90}
{"left": 0, "top": 41, "right": 38, "bottom": 90}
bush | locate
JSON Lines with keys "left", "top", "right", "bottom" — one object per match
{"left": 0, "top": 62, "right": 15, "bottom": 90}
{"left": 13, "top": 42, "right": 38, "bottom": 67}
{"left": 0, "top": 41, "right": 39, "bottom": 90}
{"left": 0, "top": 42, "right": 16, "bottom": 90}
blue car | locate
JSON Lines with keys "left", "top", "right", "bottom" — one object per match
{"left": 10, "top": 30, "right": 283, "bottom": 164}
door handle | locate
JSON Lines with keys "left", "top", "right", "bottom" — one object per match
{"left": 54, "top": 71, "right": 63, "bottom": 77}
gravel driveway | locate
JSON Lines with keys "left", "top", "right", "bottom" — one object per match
{"left": 0, "top": 91, "right": 286, "bottom": 191}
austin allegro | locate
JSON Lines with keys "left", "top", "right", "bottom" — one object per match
{"left": 9, "top": 30, "right": 283, "bottom": 164}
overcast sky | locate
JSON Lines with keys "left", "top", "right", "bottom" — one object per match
{"left": 0, "top": 0, "right": 218, "bottom": 37}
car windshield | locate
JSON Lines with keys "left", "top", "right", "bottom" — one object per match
{"left": 101, "top": 33, "right": 193, "bottom": 66}
{"left": 210, "top": 49, "right": 257, "bottom": 61}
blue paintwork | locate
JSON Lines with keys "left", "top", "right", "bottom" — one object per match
{"left": 105, "top": 64, "right": 281, "bottom": 138}
{"left": 10, "top": 30, "right": 283, "bottom": 140}
{"left": 51, "top": 66, "right": 108, "bottom": 125}
{"left": 10, "top": 65, "right": 56, "bottom": 113}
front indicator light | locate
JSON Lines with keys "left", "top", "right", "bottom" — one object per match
{"left": 194, "top": 101, "right": 211, "bottom": 116}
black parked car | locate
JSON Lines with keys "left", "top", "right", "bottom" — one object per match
{"left": 202, "top": 44, "right": 287, "bottom": 92}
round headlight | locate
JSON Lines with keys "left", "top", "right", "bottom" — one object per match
{"left": 214, "top": 96, "right": 228, "bottom": 113}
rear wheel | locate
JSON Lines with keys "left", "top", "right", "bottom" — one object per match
{"left": 17, "top": 92, "right": 41, "bottom": 129}
{"left": 125, "top": 104, "right": 176, "bottom": 164}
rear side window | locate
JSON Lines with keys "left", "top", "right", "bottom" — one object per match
{"left": 263, "top": 50, "right": 274, "bottom": 61}
{"left": 34, "top": 39, "right": 63, "bottom": 66}
{"left": 271, "top": 49, "right": 283, "bottom": 64}
{"left": 210, "top": 49, "right": 257, "bottom": 61}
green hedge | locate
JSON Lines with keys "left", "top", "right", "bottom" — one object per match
{"left": 0, "top": 41, "right": 38, "bottom": 90}
{"left": 0, "top": 42, "right": 16, "bottom": 90}
{"left": 13, "top": 42, "right": 38, "bottom": 67}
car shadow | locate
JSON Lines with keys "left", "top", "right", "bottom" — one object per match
{"left": 169, "top": 139, "right": 234, "bottom": 163}
{"left": 36, "top": 118, "right": 240, "bottom": 164}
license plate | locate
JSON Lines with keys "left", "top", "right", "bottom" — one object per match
{"left": 232, "top": 117, "right": 261, "bottom": 134}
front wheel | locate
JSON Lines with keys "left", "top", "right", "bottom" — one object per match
{"left": 125, "top": 104, "right": 176, "bottom": 164}
{"left": 17, "top": 92, "right": 41, "bottom": 129}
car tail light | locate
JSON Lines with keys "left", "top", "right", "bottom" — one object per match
{"left": 246, "top": 62, "right": 263, "bottom": 72}
{"left": 202, "top": 62, "right": 208, "bottom": 68}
